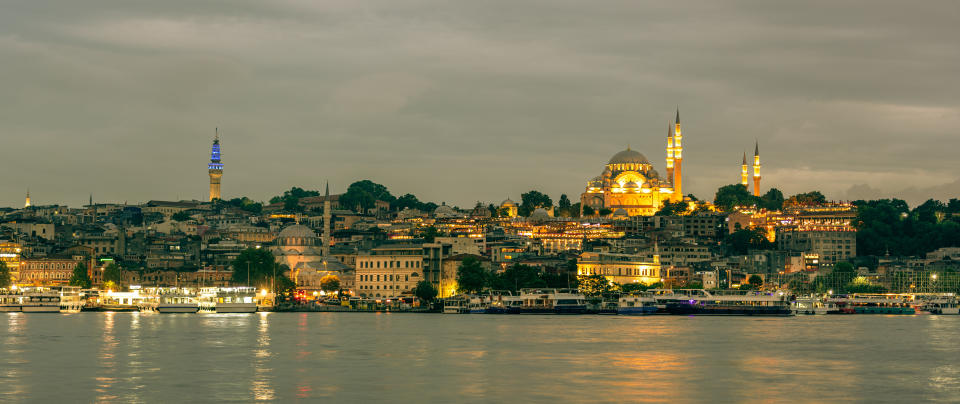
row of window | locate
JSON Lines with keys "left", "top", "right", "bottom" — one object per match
{"left": 358, "top": 274, "right": 415, "bottom": 282}
{"left": 358, "top": 260, "right": 421, "bottom": 269}
{"left": 358, "top": 284, "right": 409, "bottom": 290}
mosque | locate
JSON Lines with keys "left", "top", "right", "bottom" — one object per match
{"left": 580, "top": 110, "right": 687, "bottom": 217}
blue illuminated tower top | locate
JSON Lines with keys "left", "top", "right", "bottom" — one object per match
{"left": 208, "top": 130, "right": 223, "bottom": 171}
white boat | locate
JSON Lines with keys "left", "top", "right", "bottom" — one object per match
{"left": 488, "top": 293, "right": 523, "bottom": 314}
{"left": 0, "top": 291, "right": 21, "bottom": 312}
{"left": 518, "top": 289, "right": 587, "bottom": 314}
{"left": 59, "top": 286, "right": 84, "bottom": 313}
{"left": 20, "top": 288, "right": 61, "bottom": 313}
{"left": 649, "top": 289, "right": 793, "bottom": 316}
{"left": 199, "top": 287, "right": 258, "bottom": 313}
{"left": 923, "top": 295, "right": 959, "bottom": 315}
{"left": 617, "top": 294, "right": 658, "bottom": 315}
{"left": 443, "top": 295, "right": 485, "bottom": 314}
{"left": 154, "top": 288, "right": 200, "bottom": 313}
{"left": 792, "top": 296, "right": 832, "bottom": 315}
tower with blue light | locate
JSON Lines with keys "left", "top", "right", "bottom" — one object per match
{"left": 208, "top": 129, "right": 223, "bottom": 201}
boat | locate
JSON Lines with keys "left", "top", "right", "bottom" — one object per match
{"left": 199, "top": 287, "right": 258, "bottom": 313}
{"left": 153, "top": 288, "right": 200, "bottom": 313}
{"left": 518, "top": 289, "right": 587, "bottom": 314}
{"left": 827, "top": 294, "right": 916, "bottom": 314}
{"left": 922, "top": 295, "right": 959, "bottom": 315}
{"left": 442, "top": 295, "right": 489, "bottom": 314}
{"left": 100, "top": 291, "right": 145, "bottom": 312}
{"left": 617, "top": 294, "right": 658, "bottom": 315}
{"left": 488, "top": 293, "right": 523, "bottom": 314}
{"left": 0, "top": 290, "right": 21, "bottom": 312}
{"left": 652, "top": 289, "right": 793, "bottom": 316}
{"left": 20, "top": 288, "right": 61, "bottom": 313}
{"left": 80, "top": 289, "right": 102, "bottom": 311}
{"left": 792, "top": 296, "right": 833, "bottom": 315}
{"left": 58, "top": 286, "right": 84, "bottom": 313}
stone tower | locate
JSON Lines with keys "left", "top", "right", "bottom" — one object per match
{"left": 208, "top": 129, "right": 223, "bottom": 202}
{"left": 753, "top": 141, "right": 761, "bottom": 197}
{"left": 741, "top": 151, "right": 749, "bottom": 187}
{"left": 665, "top": 123, "right": 675, "bottom": 189}
{"left": 672, "top": 109, "right": 683, "bottom": 202}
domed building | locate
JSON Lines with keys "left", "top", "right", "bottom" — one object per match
{"left": 580, "top": 112, "right": 686, "bottom": 216}
{"left": 272, "top": 223, "right": 351, "bottom": 293}
{"left": 500, "top": 198, "right": 518, "bottom": 218}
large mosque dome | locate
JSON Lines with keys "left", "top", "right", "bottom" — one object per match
{"left": 607, "top": 148, "right": 650, "bottom": 165}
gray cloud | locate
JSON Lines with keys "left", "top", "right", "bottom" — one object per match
{"left": 2, "top": 1, "right": 958, "bottom": 208}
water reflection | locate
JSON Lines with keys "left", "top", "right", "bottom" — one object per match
{"left": 252, "top": 312, "right": 275, "bottom": 401}
{"left": 96, "top": 312, "right": 118, "bottom": 402}
{"left": 2, "top": 314, "right": 28, "bottom": 399}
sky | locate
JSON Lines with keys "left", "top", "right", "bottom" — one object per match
{"left": 2, "top": 0, "right": 959, "bottom": 209}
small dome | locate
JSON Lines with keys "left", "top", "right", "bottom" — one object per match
{"left": 434, "top": 204, "right": 457, "bottom": 217}
{"left": 529, "top": 208, "right": 551, "bottom": 221}
{"left": 613, "top": 208, "right": 629, "bottom": 217}
{"left": 608, "top": 148, "right": 649, "bottom": 165}
{"left": 278, "top": 224, "right": 316, "bottom": 239}
{"left": 624, "top": 182, "right": 639, "bottom": 189}
{"left": 500, "top": 198, "right": 517, "bottom": 207}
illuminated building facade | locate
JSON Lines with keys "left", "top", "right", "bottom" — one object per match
{"left": 577, "top": 251, "right": 662, "bottom": 286}
{"left": 208, "top": 131, "right": 223, "bottom": 201}
{"left": 24, "top": 190, "right": 31, "bottom": 208}
{"left": 0, "top": 242, "right": 22, "bottom": 285}
{"left": 753, "top": 141, "right": 761, "bottom": 196}
{"left": 355, "top": 244, "right": 423, "bottom": 298}
{"left": 580, "top": 110, "right": 685, "bottom": 216}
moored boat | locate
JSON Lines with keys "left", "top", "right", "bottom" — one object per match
{"left": 519, "top": 289, "right": 587, "bottom": 314}
{"left": 617, "top": 294, "right": 658, "bottom": 315}
{"left": 0, "top": 290, "right": 22, "bottom": 312}
{"left": 828, "top": 294, "right": 916, "bottom": 314}
{"left": 20, "top": 288, "right": 61, "bottom": 313}
{"left": 653, "top": 289, "right": 793, "bottom": 316}
{"left": 58, "top": 286, "right": 84, "bottom": 313}
{"left": 153, "top": 288, "right": 199, "bottom": 313}
{"left": 199, "top": 287, "right": 258, "bottom": 313}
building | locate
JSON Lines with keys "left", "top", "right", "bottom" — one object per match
{"left": 499, "top": 199, "right": 519, "bottom": 218}
{"left": 580, "top": 110, "right": 686, "bottom": 216}
{"left": 355, "top": 244, "right": 424, "bottom": 298}
{"left": 777, "top": 229, "right": 855, "bottom": 267}
{"left": 0, "top": 241, "right": 22, "bottom": 283}
{"left": 208, "top": 131, "right": 223, "bottom": 201}
{"left": 19, "top": 256, "right": 87, "bottom": 286}
{"left": 577, "top": 251, "right": 662, "bottom": 286}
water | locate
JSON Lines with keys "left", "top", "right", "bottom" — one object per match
{"left": 2, "top": 313, "right": 959, "bottom": 403}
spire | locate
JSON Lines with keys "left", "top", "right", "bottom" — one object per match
{"left": 214, "top": 127, "right": 219, "bottom": 144}
{"left": 675, "top": 108, "right": 680, "bottom": 124}
{"left": 667, "top": 123, "right": 672, "bottom": 138}
{"left": 754, "top": 140, "right": 759, "bottom": 156}
{"left": 89, "top": 194, "right": 93, "bottom": 206}
{"left": 325, "top": 181, "right": 330, "bottom": 197}
{"left": 743, "top": 151, "right": 747, "bottom": 165}
{"left": 25, "top": 189, "right": 31, "bottom": 208}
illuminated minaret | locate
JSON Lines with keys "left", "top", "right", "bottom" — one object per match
{"left": 665, "top": 123, "right": 675, "bottom": 186}
{"left": 24, "top": 189, "right": 31, "bottom": 208}
{"left": 741, "top": 152, "right": 749, "bottom": 187}
{"left": 752, "top": 141, "right": 761, "bottom": 197}
{"left": 208, "top": 129, "right": 223, "bottom": 201}
{"left": 672, "top": 109, "right": 683, "bottom": 201}
{"left": 322, "top": 181, "right": 331, "bottom": 257}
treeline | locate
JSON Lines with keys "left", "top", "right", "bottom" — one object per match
{"left": 854, "top": 198, "right": 960, "bottom": 257}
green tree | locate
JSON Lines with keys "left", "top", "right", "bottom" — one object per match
{"left": 69, "top": 262, "right": 92, "bottom": 289}
{"left": 231, "top": 248, "right": 278, "bottom": 287}
{"left": 714, "top": 184, "right": 757, "bottom": 212}
{"left": 786, "top": 191, "right": 826, "bottom": 206}
{"left": 456, "top": 256, "right": 489, "bottom": 294}
{"left": 656, "top": 200, "right": 688, "bottom": 216}
{"left": 557, "top": 194, "right": 572, "bottom": 217}
{"left": 748, "top": 274, "right": 763, "bottom": 289}
{"left": 102, "top": 262, "right": 123, "bottom": 286}
{"left": 759, "top": 188, "right": 785, "bottom": 211}
{"left": 413, "top": 280, "right": 438, "bottom": 302}
{"left": 339, "top": 180, "right": 394, "bottom": 214}
{"left": 582, "top": 205, "right": 596, "bottom": 216}
{"left": 492, "top": 264, "right": 546, "bottom": 292}
{"left": 577, "top": 274, "right": 615, "bottom": 297}
{"left": 0, "top": 261, "right": 11, "bottom": 288}
{"left": 420, "top": 226, "right": 441, "bottom": 243}
{"left": 598, "top": 208, "right": 613, "bottom": 216}
{"left": 320, "top": 275, "right": 340, "bottom": 293}
{"left": 724, "top": 228, "right": 775, "bottom": 255}
{"left": 519, "top": 190, "right": 553, "bottom": 216}
{"left": 171, "top": 211, "right": 192, "bottom": 222}
{"left": 621, "top": 281, "right": 662, "bottom": 293}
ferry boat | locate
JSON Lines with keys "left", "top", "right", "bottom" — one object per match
{"left": 792, "top": 296, "right": 833, "bottom": 315}
{"left": 0, "top": 290, "right": 21, "bottom": 312}
{"left": 100, "top": 291, "right": 146, "bottom": 312}
{"left": 58, "top": 286, "right": 84, "bottom": 313}
{"left": 442, "top": 295, "right": 489, "bottom": 314}
{"left": 827, "top": 294, "right": 916, "bottom": 314}
{"left": 20, "top": 288, "right": 61, "bottom": 313}
{"left": 617, "top": 294, "right": 658, "bottom": 315}
{"left": 80, "top": 289, "right": 102, "bottom": 311}
{"left": 518, "top": 289, "right": 587, "bottom": 314}
{"left": 153, "top": 288, "right": 199, "bottom": 313}
{"left": 487, "top": 292, "right": 523, "bottom": 314}
{"left": 922, "top": 295, "right": 959, "bottom": 315}
{"left": 199, "top": 287, "right": 258, "bottom": 313}
{"left": 652, "top": 289, "right": 793, "bottom": 316}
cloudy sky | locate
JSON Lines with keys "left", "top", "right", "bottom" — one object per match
{"left": 3, "top": 0, "right": 958, "bottom": 208}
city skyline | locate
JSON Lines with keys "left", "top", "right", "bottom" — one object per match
{"left": 3, "top": 1, "right": 959, "bottom": 208}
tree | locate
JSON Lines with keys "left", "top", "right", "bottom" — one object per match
{"left": 582, "top": 205, "right": 596, "bottom": 216}
{"left": 577, "top": 274, "right": 615, "bottom": 297}
{"left": 0, "top": 261, "right": 11, "bottom": 288}
{"left": 519, "top": 190, "right": 553, "bottom": 217}
{"left": 714, "top": 184, "right": 756, "bottom": 212}
{"left": 171, "top": 211, "right": 192, "bottom": 222}
{"left": 102, "top": 262, "right": 123, "bottom": 287}
{"left": 786, "top": 191, "right": 826, "bottom": 206}
{"left": 456, "top": 256, "right": 489, "bottom": 294}
{"left": 319, "top": 275, "right": 340, "bottom": 293}
{"left": 270, "top": 187, "right": 320, "bottom": 212}
{"left": 656, "top": 200, "right": 688, "bottom": 216}
{"left": 621, "top": 281, "right": 662, "bottom": 294}
{"left": 414, "top": 280, "right": 438, "bottom": 302}
{"left": 748, "top": 274, "right": 763, "bottom": 289}
{"left": 598, "top": 208, "right": 613, "bottom": 216}
{"left": 339, "top": 180, "right": 394, "bottom": 213}
{"left": 758, "top": 188, "right": 785, "bottom": 211}
{"left": 491, "top": 264, "right": 546, "bottom": 292}
{"left": 69, "top": 262, "right": 92, "bottom": 289}
{"left": 231, "top": 248, "right": 278, "bottom": 287}
{"left": 724, "top": 228, "right": 775, "bottom": 255}
{"left": 420, "top": 226, "right": 440, "bottom": 243}
{"left": 557, "top": 194, "right": 572, "bottom": 217}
